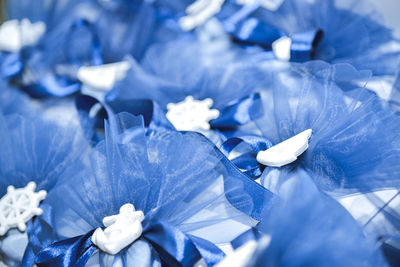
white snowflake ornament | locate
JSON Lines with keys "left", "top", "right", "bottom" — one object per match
{"left": 0, "top": 182, "right": 47, "bottom": 236}
{"left": 166, "top": 96, "right": 220, "bottom": 132}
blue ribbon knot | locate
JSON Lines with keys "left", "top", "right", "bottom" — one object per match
{"left": 33, "top": 219, "right": 224, "bottom": 267}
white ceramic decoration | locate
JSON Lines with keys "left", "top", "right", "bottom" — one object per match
{"left": 0, "top": 182, "right": 47, "bottom": 236}
{"left": 0, "top": 19, "right": 46, "bottom": 52}
{"left": 166, "top": 96, "right": 220, "bottom": 132}
{"left": 179, "top": 0, "right": 226, "bottom": 31}
{"left": 257, "top": 129, "right": 312, "bottom": 167}
{"left": 92, "top": 203, "right": 145, "bottom": 255}
{"left": 236, "top": 0, "right": 285, "bottom": 11}
{"left": 272, "top": 36, "right": 292, "bottom": 61}
{"left": 77, "top": 60, "right": 131, "bottom": 91}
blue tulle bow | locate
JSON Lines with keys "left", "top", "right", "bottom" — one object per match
{"left": 23, "top": 18, "right": 103, "bottom": 98}
{"left": 34, "top": 220, "right": 224, "bottom": 267}
{"left": 210, "top": 93, "right": 263, "bottom": 130}
{"left": 222, "top": 3, "right": 323, "bottom": 62}
{"left": 220, "top": 135, "right": 273, "bottom": 179}
{"left": 231, "top": 18, "right": 322, "bottom": 62}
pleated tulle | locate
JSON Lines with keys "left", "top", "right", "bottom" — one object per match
{"left": 0, "top": 82, "right": 35, "bottom": 116}
{"left": 255, "top": 61, "right": 400, "bottom": 193}
{"left": 25, "top": 113, "right": 264, "bottom": 265}
{"left": 240, "top": 0, "right": 400, "bottom": 75}
{"left": 251, "top": 170, "right": 387, "bottom": 267}
{"left": 108, "top": 35, "right": 267, "bottom": 110}
{"left": 6, "top": 0, "right": 82, "bottom": 32}
{"left": 0, "top": 112, "right": 90, "bottom": 265}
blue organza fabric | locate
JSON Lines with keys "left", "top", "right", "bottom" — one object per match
{"left": 0, "top": 112, "right": 90, "bottom": 266}
{"left": 0, "top": 0, "right": 399, "bottom": 266}
{"left": 23, "top": 113, "right": 271, "bottom": 266}
{"left": 253, "top": 61, "right": 400, "bottom": 193}
{"left": 249, "top": 170, "right": 387, "bottom": 266}
{"left": 219, "top": 0, "right": 400, "bottom": 75}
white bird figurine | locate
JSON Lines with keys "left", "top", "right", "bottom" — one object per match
{"left": 77, "top": 61, "right": 131, "bottom": 91}
{"left": 256, "top": 129, "right": 312, "bottom": 167}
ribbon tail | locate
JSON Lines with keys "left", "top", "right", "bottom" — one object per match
{"left": 231, "top": 228, "right": 262, "bottom": 249}
{"left": 35, "top": 230, "right": 96, "bottom": 267}
{"left": 1, "top": 52, "right": 23, "bottom": 78}
{"left": 143, "top": 220, "right": 224, "bottom": 267}
{"left": 210, "top": 93, "right": 264, "bottom": 130}
{"left": 187, "top": 234, "right": 225, "bottom": 266}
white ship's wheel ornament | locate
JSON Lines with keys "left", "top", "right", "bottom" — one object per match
{"left": 166, "top": 96, "right": 220, "bottom": 132}
{"left": 0, "top": 182, "right": 47, "bottom": 236}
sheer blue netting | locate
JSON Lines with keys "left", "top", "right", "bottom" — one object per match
{"left": 24, "top": 113, "right": 271, "bottom": 266}
{"left": 222, "top": 0, "right": 400, "bottom": 76}
{"left": 0, "top": 112, "right": 90, "bottom": 265}
{"left": 255, "top": 61, "right": 400, "bottom": 193}
{"left": 251, "top": 170, "right": 387, "bottom": 266}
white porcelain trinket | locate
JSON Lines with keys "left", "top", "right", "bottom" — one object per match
{"left": 0, "top": 182, "right": 47, "bottom": 236}
{"left": 92, "top": 203, "right": 145, "bottom": 255}
{"left": 166, "top": 96, "right": 220, "bottom": 132}
{"left": 257, "top": 129, "right": 312, "bottom": 167}
{"left": 0, "top": 19, "right": 46, "bottom": 52}
{"left": 77, "top": 60, "right": 131, "bottom": 91}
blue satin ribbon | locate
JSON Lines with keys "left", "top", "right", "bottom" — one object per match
{"left": 65, "top": 18, "right": 103, "bottom": 67}
{"left": 231, "top": 228, "right": 262, "bottom": 249}
{"left": 190, "top": 132, "right": 273, "bottom": 222}
{"left": 0, "top": 52, "right": 23, "bottom": 78}
{"left": 290, "top": 29, "right": 323, "bottom": 62}
{"left": 210, "top": 93, "right": 263, "bottom": 130}
{"left": 224, "top": 5, "right": 323, "bottom": 62}
{"left": 24, "top": 75, "right": 81, "bottom": 98}
{"left": 33, "top": 219, "right": 224, "bottom": 267}
{"left": 231, "top": 19, "right": 322, "bottom": 62}
{"left": 220, "top": 135, "right": 273, "bottom": 179}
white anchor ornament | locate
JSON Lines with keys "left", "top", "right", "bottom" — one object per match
{"left": 0, "top": 19, "right": 46, "bottom": 52}
{"left": 257, "top": 129, "right": 312, "bottom": 167}
{"left": 92, "top": 203, "right": 145, "bottom": 255}
{"left": 0, "top": 182, "right": 47, "bottom": 236}
{"left": 166, "top": 96, "right": 220, "bottom": 132}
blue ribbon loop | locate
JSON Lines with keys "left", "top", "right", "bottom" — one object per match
{"left": 220, "top": 135, "right": 273, "bottom": 179}
{"left": 0, "top": 52, "right": 23, "bottom": 78}
{"left": 65, "top": 18, "right": 103, "bottom": 67}
{"left": 290, "top": 29, "right": 324, "bottom": 62}
{"left": 34, "top": 220, "right": 224, "bottom": 267}
{"left": 224, "top": 5, "right": 323, "bottom": 62}
{"left": 210, "top": 93, "right": 263, "bottom": 130}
